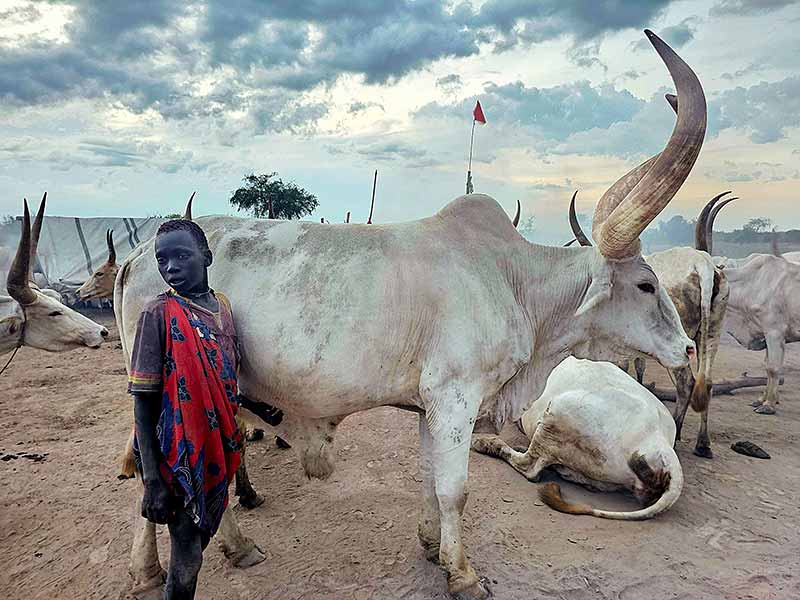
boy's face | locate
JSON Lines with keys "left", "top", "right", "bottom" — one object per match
{"left": 155, "top": 229, "right": 211, "bottom": 294}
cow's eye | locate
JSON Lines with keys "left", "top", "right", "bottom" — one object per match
{"left": 637, "top": 283, "right": 656, "bottom": 294}
{"left": 49, "top": 311, "right": 63, "bottom": 317}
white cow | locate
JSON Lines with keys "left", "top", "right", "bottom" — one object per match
{"left": 1, "top": 197, "right": 108, "bottom": 358}
{"left": 568, "top": 193, "right": 729, "bottom": 458}
{"left": 116, "top": 30, "right": 703, "bottom": 599}
{"left": 704, "top": 199, "right": 800, "bottom": 415}
{"left": 472, "top": 357, "right": 683, "bottom": 520}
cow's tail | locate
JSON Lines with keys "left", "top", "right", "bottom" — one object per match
{"left": 119, "top": 426, "right": 137, "bottom": 479}
{"left": 539, "top": 450, "right": 683, "bottom": 521}
{"left": 690, "top": 266, "right": 716, "bottom": 412}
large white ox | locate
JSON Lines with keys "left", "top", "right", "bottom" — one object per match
{"left": 472, "top": 357, "right": 683, "bottom": 520}
{"left": 704, "top": 200, "right": 800, "bottom": 414}
{"left": 115, "top": 30, "right": 703, "bottom": 599}
{"left": 568, "top": 192, "right": 729, "bottom": 458}
{"left": 1, "top": 197, "right": 108, "bottom": 358}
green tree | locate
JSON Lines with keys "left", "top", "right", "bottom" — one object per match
{"left": 517, "top": 216, "right": 535, "bottom": 240}
{"left": 229, "top": 173, "right": 318, "bottom": 219}
{"left": 743, "top": 217, "right": 772, "bottom": 233}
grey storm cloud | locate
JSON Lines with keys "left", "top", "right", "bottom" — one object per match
{"left": 417, "top": 80, "right": 644, "bottom": 143}
{"left": 631, "top": 19, "right": 698, "bottom": 52}
{"left": 0, "top": 0, "right": 682, "bottom": 132}
{"left": 714, "top": 75, "right": 800, "bottom": 143}
{"left": 709, "top": 0, "right": 799, "bottom": 16}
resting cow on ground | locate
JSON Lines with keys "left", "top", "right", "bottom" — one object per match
{"left": 705, "top": 199, "right": 800, "bottom": 415}
{"left": 472, "top": 357, "right": 683, "bottom": 520}
{"left": 568, "top": 191, "right": 729, "bottom": 458}
{"left": 2, "top": 196, "right": 108, "bottom": 358}
{"left": 116, "top": 30, "right": 702, "bottom": 599}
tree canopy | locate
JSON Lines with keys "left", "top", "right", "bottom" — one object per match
{"left": 229, "top": 173, "right": 318, "bottom": 219}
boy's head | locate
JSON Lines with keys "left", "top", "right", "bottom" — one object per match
{"left": 155, "top": 220, "right": 212, "bottom": 294}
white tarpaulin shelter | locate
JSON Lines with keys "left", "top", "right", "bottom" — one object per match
{"left": 0, "top": 216, "right": 164, "bottom": 296}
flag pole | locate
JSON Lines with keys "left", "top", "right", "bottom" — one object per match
{"left": 466, "top": 119, "right": 476, "bottom": 194}
{"left": 367, "top": 169, "right": 378, "bottom": 224}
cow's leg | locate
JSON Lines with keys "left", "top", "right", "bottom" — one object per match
{"left": 420, "top": 385, "right": 490, "bottom": 600}
{"left": 128, "top": 481, "right": 166, "bottom": 594}
{"left": 634, "top": 357, "right": 646, "bottom": 385}
{"left": 755, "top": 332, "right": 784, "bottom": 415}
{"left": 671, "top": 367, "right": 695, "bottom": 443}
{"left": 216, "top": 504, "right": 267, "bottom": 567}
{"left": 418, "top": 415, "right": 441, "bottom": 563}
{"left": 471, "top": 436, "right": 548, "bottom": 482}
{"left": 234, "top": 425, "right": 265, "bottom": 509}
{"left": 695, "top": 397, "right": 712, "bottom": 458}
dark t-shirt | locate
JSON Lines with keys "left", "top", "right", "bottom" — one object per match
{"left": 127, "top": 291, "right": 239, "bottom": 394}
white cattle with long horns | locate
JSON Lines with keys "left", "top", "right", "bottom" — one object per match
{"left": 568, "top": 189, "right": 730, "bottom": 458}
{"left": 703, "top": 200, "right": 800, "bottom": 415}
{"left": 115, "top": 30, "right": 704, "bottom": 599}
{"left": 1, "top": 196, "right": 109, "bottom": 359}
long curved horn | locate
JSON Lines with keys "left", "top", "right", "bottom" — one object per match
{"left": 28, "top": 192, "right": 46, "bottom": 283}
{"left": 183, "top": 191, "right": 195, "bottom": 220}
{"left": 345, "top": 211, "right": 351, "bottom": 223}
{"left": 705, "top": 197, "right": 737, "bottom": 255}
{"left": 7, "top": 200, "right": 37, "bottom": 305}
{"left": 512, "top": 200, "right": 521, "bottom": 228}
{"left": 695, "top": 191, "right": 732, "bottom": 251}
{"left": 106, "top": 229, "right": 117, "bottom": 264}
{"left": 569, "top": 191, "right": 593, "bottom": 247}
{"left": 592, "top": 30, "right": 706, "bottom": 258}
{"left": 564, "top": 238, "right": 578, "bottom": 247}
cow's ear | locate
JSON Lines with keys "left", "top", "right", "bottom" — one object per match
{"left": 575, "top": 275, "right": 612, "bottom": 316}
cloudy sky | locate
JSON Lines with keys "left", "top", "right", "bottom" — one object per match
{"left": 1, "top": 0, "right": 798, "bottom": 243}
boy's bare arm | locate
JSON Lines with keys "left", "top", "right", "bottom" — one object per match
{"left": 133, "top": 391, "right": 172, "bottom": 523}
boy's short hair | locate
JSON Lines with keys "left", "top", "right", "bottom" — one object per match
{"left": 156, "top": 219, "right": 211, "bottom": 254}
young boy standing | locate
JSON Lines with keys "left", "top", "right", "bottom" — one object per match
{"left": 128, "top": 219, "right": 243, "bottom": 599}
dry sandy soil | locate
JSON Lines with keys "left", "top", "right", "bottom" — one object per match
{"left": 1, "top": 311, "right": 798, "bottom": 600}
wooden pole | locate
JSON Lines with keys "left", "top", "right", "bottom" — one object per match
{"left": 466, "top": 119, "right": 476, "bottom": 194}
{"left": 367, "top": 169, "right": 377, "bottom": 224}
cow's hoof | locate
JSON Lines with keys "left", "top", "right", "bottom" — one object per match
{"left": 129, "top": 568, "right": 165, "bottom": 597}
{"left": 246, "top": 428, "right": 265, "bottom": 442}
{"left": 749, "top": 399, "right": 763, "bottom": 408}
{"left": 234, "top": 544, "right": 267, "bottom": 568}
{"left": 693, "top": 446, "right": 713, "bottom": 459}
{"left": 238, "top": 492, "right": 266, "bottom": 509}
{"left": 275, "top": 436, "right": 292, "bottom": 449}
{"left": 450, "top": 576, "right": 492, "bottom": 600}
{"left": 419, "top": 538, "right": 440, "bottom": 563}
{"left": 754, "top": 404, "right": 776, "bottom": 415}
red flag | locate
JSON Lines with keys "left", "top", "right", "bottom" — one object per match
{"left": 473, "top": 100, "right": 486, "bottom": 124}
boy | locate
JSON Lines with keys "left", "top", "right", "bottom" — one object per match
{"left": 128, "top": 219, "right": 244, "bottom": 599}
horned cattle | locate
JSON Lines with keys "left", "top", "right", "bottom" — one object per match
{"left": 1, "top": 196, "right": 108, "bottom": 357}
{"left": 75, "top": 229, "right": 119, "bottom": 301}
{"left": 569, "top": 191, "right": 729, "bottom": 458}
{"left": 116, "top": 30, "right": 702, "bottom": 598}
{"left": 704, "top": 198, "right": 800, "bottom": 414}
{"left": 472, "top": 357, "right": 683, "bottom": 520}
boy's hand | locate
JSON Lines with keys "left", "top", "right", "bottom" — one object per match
{"left": 141, "top": 478, "right": 172, "bottom": 524}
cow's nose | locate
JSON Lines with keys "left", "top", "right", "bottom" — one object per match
{"left": 686, "top": 345, "right": 695, "bottom": 359}
{"left": 101, "top": 328, "right": 109, "bottom": 338}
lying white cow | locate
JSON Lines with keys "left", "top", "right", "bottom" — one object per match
{"left": 116, "top": 31, "right": 702, "bottom": 599}
{"left": 473, "top": 357, "right": 683, "bottom": 520}
{"left": 1, "top": 197, "right": 108, "bottom": 357}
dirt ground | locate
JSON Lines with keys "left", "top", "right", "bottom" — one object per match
{"left": 1, "top": 311, "right": 798, "bottom": 600}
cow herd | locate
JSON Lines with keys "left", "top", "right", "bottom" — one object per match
{"left": 2, "top": 30, "right": 799, "bottom": 600}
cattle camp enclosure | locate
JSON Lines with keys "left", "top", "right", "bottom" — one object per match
{"left": 0, "top": 311, "right": 797, "bottom": 600}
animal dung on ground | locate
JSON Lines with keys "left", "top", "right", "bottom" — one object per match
{"left": 731, "top": 441, "right": 770, "bottom": 459}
